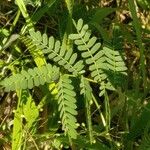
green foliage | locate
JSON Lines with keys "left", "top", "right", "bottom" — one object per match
{"left": 0, "top": 64, "right": 59, "bottom": 91}
{"left": 12, "top": 92, "right": 23, "bottom": 150}
{"left": 126, "top": 102, "right": 150, "bottom": 141}
{"left": 57, "top": 74, "right": 78, "bottom": 139}
{"left": 129, "top": 0, "right": 147, "bottom": 91}
{"left": 139, "top": 121, "right": 150, "bottom": 150}
{"left": 1, "top": 18, "right": 127, "bottom": 143}
{"left": 136, "top": 0, "right": 150, "bottom": 10}
{"left": 69, "top": 19, "right": 127, "bottom": 95}
{"left": 91, "top": 7, "right": 116, "bottom": 24}
{"left": 23, "top": 0, "right": 42, "bottom": 6}
{"left": 23, "top": 90, "right": 39, "bottom": 131}
{"left": 1, "top": 0, "right": 149, "bottom": 149}
{"left": 12, "top": 90, "right": 39, "bottom": 150}
{"left": 80, "top": 76, "right": 93, "bottom": 143}
{"left": 25, "top": 30, "right": 84, "bottom": 75}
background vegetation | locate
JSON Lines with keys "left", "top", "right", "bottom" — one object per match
{"left": 0, "top": 0, "right": 150, "bottom": 149}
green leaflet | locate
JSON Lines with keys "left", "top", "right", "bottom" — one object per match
{"left": 1, "top": 64, "right": 59, "bottom": 91}
{"left": 57, "top": 74, "right": 78, "bottom": 139}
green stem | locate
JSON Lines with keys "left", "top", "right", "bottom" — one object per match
{"left": 15, "top": 0, "right": 34, "bottom": 31}
{"left": 10, "top": 10, "right": 21, "bottom": 33}
{"left": 12, "top": 90, "right": 23, "bottom": 150}
{"left": 92, "top": 94, "right": 106, "bottom": 127}
{"left": 104, "top": 91, "right": 110, "bottom": 132}
{"left": 85, "top": 95, "right": 93, "bottom": 144}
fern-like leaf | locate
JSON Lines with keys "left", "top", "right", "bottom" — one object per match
{"left": 69, "top": 19, "right": 111, "bottom": 95}
{"left": 1, "top": 64, "right": 59, "bottom": 91}
{"left": 57, "top": 74, "right": 78, "bottom": 139}
{"left": 103, "top": 46, "right": 127, "bottom": 80}
{"left": 102, "top": 26, "right": 127, "bottom": 93}
{"left": 69, "top": 19, "right": 106, "bottom": 81}
{"left": 69, "top": 19, "right": 127, "bottom": 96}
{"left": 22, "top": 30, "right": 84, "bottom": 76}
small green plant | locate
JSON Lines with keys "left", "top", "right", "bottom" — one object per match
{"left": 1, "top": 0, "right": 150, "bottom": 149}
{"left": 1, "top": 17, "right": 127, "bottom": 148}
